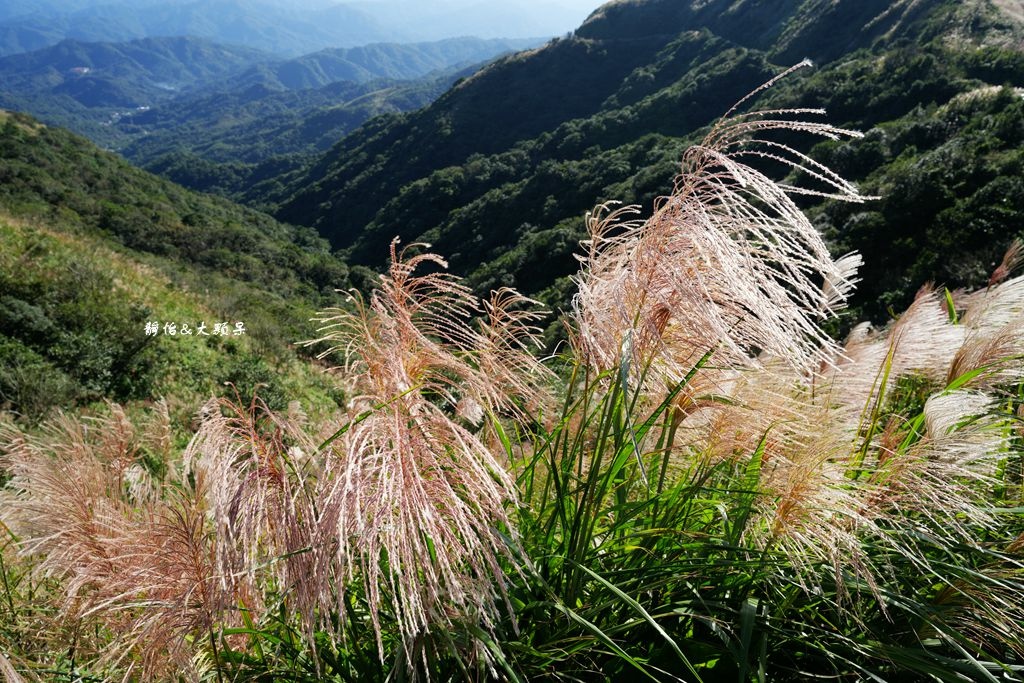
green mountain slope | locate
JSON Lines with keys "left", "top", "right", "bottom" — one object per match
{"left": 109, "top": 39, "right": 540, "bottom": 195}
{"left": 266, "top": 0, "right": 1024, "bottom": 325}
{"left": 0, "top": 110, "right": 347, "bottom": 422}
{"left": 125, "top": 74, "right": 461, "bottom": 202}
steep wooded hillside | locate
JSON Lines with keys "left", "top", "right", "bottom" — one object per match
{"left": 267, "top": 0, "right": 1024, "bottom": 325}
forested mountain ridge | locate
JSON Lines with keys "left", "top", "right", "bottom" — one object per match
{"left": 227, "top": 37, "right": 542, "bottom": 91}
{"left": 265, "top": 0, "right": 1024, "bottom": 327}
{"left": 0, "top": 35, "right": 267, "bottom": 95}
{"left": 112, "top": 38, "right": 539, "bottom": 197}
{"left": 125, "top": 70, "right": 470, "bottom": 203}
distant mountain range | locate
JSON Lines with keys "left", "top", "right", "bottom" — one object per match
{"left": 0, "top": 37, "right": 267, "bottom": 112}
{"left": 0, "top": 35, "right": 539, "bottom": 190}
{"left": 120, "top": 66, "right": 480, "bottom": 200}
{"left": 0, "top": 0, "right": 596, "bottom": 57}
{"left": 228, "top": 38, "right": 541, "bottom": 90}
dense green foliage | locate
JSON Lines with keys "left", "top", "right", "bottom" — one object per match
{"left": 813, "top": 85, "right": 1024, "bottom": 321}
{"left": 483, "top": 362, "right": 1024, "bottom": 682}
{"left": 258, "top": 0, "right": 1024, "bottom": 327}
{"left": 0, "top": 110, "right": 347, "bottom": 300}
{"left": 0, "top": 223, "right": 159, "bottom": 415}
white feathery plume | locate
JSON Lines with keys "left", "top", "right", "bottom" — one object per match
{"left": 573, "top": 61, "right": 871, "bottom": 394}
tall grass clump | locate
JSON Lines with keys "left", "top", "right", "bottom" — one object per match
{"left": 492, "top": 63, "right": 1024, "bottom": 681}
{"left": 1, "top": 63, "right": 1023, "bottom": 681}
{"left": 296, "top": 244, "right": 553, "bottom": 668}
{"left": 574, "top": 62, "right": 866, "bottom": 388}
{"left": 0, "top": 402, "right": 238, "bottom": 681}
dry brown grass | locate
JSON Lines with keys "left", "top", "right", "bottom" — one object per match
{"left": 0, "top": 402, "right": 238, "bottom": 681}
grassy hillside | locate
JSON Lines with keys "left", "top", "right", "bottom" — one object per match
{"left": 0, "top": 110, "right": 346, "bottom": 423}
{"left": 263, "top": 0, "right": 1024, "bottom": 328}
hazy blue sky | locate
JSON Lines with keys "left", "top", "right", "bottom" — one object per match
{"left": 335, "top": 0, "right": 605, "bottom": 39}
{"left": 0, "top": 0, "right": 610, "bottom": 56}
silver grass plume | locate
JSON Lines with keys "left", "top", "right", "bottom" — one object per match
{"left": 573, "top": 61, "right": 871, "bottom": 392}
{"left": 306, "top": 240, "right": 551, "bottom": 666}
{"left": 571, "top": 64, "right": 1024, "bottom": 642}
{"left": 675, "top": 248, "right": 1024, "bottom": 623}
{"left": 0, "top": 403, "right": 234, "bottom": 681}
{"left": 183, "top": 395, "right": 323, "bottom": 645}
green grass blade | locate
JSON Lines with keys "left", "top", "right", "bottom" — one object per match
{"left": 570, "top": 561, "right": 704, "bottom": 683}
